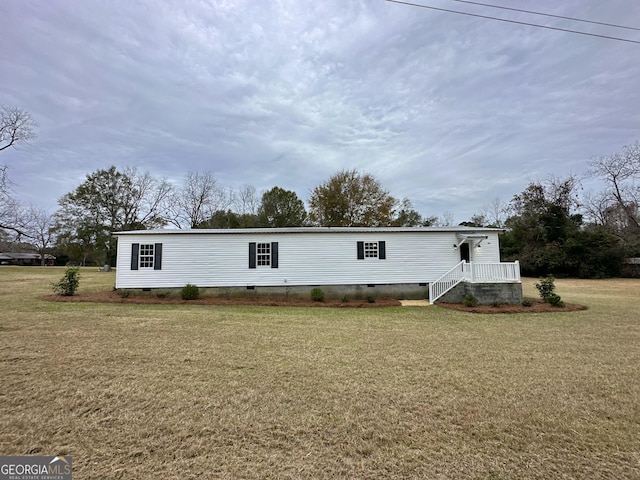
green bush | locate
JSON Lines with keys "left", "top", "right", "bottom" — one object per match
{"left": 117, "top": 289, "right": 131, "bottom": 298}
{"left": 548, "top": 293, "right": 565, "bottom": 307}
{"left": 491, "top": 300, "right": 502, "bottom": 308}
{"left": 341, "top": 295, "right": 349, "bottom": 303}
{"left": 156, "top": 291, "right": 170, "bottom": 299}
{"left": 535, "top": 276, "right": 556, "bottom": 301}
{"left": 463, "top": 293, "right": 478, "bottom": 307}
{"left": 52, "top": 267, "right": 80, "bottom": 296}
{"left": 181, "top": 283, "right": 200, "bottom": 300}
{"left": 521, "top": 298, "right": 533, "bottom": 307}
{"left": 366, "top": 295, "right": 376, "bottom": 304}
{"left": 310, "top": 288, "right": 325, "bottom": 302}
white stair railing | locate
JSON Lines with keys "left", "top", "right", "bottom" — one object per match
{"left": 429, "top": 260, "right": 466, "bottom": 304}
{"left": 428, "top": 261, "right": 521, "bottom": 304}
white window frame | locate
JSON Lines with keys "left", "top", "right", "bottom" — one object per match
{"left": 364, "top": 241, "right": 378, "bottom": 258}
{"left": 139, "top": 244, "right": 155, "bottom": 268}
{"left": 257, "top": 242, "right": 271, "bottom": 266}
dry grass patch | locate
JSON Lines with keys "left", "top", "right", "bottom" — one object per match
{"left": 1, "top": 267, "right": 639, "bottom": 479}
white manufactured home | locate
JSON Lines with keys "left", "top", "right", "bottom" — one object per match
{"left": 114, "top": 227, "right": 522, "bottom": 304}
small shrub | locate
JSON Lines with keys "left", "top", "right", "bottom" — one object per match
{"left": 341, "top": 295, "right": 349, "bottom": 303}
{"left": 548, "top": 293, "right": 565, "bottom": 307}
{"left": 181, "top": 283, "right": 200, "bottom": 300}
{"left": 463, "top": 293, "right": 478, "bottom": 307}
{"left": 491, "top": 300, "right": 502, "bottom": 308}
{"left": 535, "top": 276, "right": 556, "bottom": 301}
{"left": 117, "top": 289, "right": 131, "bottom": 298}
{"left": 52, "top": 267, "right": 80, "bottom": 296}
{"left": 156, "top": 291, "right": 170, "bottom": 299}
{"left": 366, "top": 295, "right": 376, "bottom": 303}
{"left": 521, "top": 298, "right": 533, "bottom": 307}
{"left": 310, "top": 288, "right": 325, "bottom": 302}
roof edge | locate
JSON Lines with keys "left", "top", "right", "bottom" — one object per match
{"left": 113, "top": 226, "right": 505, "bottom": 236}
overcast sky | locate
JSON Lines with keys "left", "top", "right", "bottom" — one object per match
{"left": 2, "top": 0, "right": 639, "bottom": 224}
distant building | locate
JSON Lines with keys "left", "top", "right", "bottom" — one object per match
{"left": 0, "top": 252, "right": 56, "bottom": 266}
{"left": 623, "top": 258, "right": 640, "bottom": 278}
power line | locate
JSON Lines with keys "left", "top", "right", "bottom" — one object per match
{"left": 385, "top": 0, "right": 640, "bottom": 45}
{"left": 446, "top": 0, "right": 640, "bottom": 32}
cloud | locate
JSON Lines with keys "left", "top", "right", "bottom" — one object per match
{"left": 1, "top": 0, "right": 639, "bottom": 222}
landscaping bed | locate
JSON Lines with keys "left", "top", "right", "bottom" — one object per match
{"left": 43, "top": 291, "right": 587, "bottom": 312}
{"left": 43, "top": 290, "right": 402, "bottom": 307}
{"left": 437, "top": 298, "right": 587, "bottom": 313}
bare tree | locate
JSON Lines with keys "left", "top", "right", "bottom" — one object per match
{"left": 0, "top": 191, "right": 26, "bottom": 237}
{"left": 467, "top": 197, "right": 509, "bottom": 227}
{"left": 0, "top": 167, "right": 29, "bottom": 237}
{"left": 1, "top": 106, "right": 37, "bottom": 236}
{"left": 233, "top": 184, "right": 260, "bottom": 216}
{"left": 123, "top": 167, "right": 174, "bottom": 227}
{"left": 432, "top": 211, "right": 455, "bottom": 227}
{"left": 482, "top": 197, "right": 509, "bottom": 227}
{"left": 590, "top": 141, "right": 640, "bottom": 234}
{"left": 172, "top": 171, "right": 230, "bottom": 228}
{"left": 23, "top": 206, "right": 56, "bottom": 265}
{"left": 0, "top": 202, "right": 56, "bottom": 265}
{"left": 582, "top": 190, "right": 611, "bottom": 227}
{"left": 0, "top": 105, "right": 38, "bottom": 238}
{"left": 231, "top": 184, "right": 261, "bottom": 227}
{"left": 0, "top": 106, "right": 37, "bottom": 152}
{"left": 0, "top": 164, "right": 7, "bottom": 188}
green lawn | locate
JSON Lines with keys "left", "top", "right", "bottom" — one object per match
{"left": 1, "top": 267, "right": 639, "bottom": 479}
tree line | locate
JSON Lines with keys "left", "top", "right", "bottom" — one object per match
{"left": 52, "top": 167, "right": 435, "bottom": 265}
{"left": 463, "top": 142, "right": 640, "bottom": 277}
{"left": 1, "top": 105, "right": 639, "bottom": 276}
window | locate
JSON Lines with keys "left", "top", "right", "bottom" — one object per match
{"left": 139, "top": 244, "right": 155, "bottom": 268}
{"left": 257, "top": 242, "right": 271, "bottom": 266}
{"left": 364, "top": 242, "right": 378, "bottom": 258}
{"left": 131, "top": 243, "right": 162, "bottom": 270}
{"left": 357, "top": 241, "right": 386, "bottom": 260}
{"left": 249, "top": 242, "right": 279, "bottom": 269}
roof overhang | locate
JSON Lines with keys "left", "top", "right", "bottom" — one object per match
{"left": 454, "top": 233, "right": 489, "bottom": 249}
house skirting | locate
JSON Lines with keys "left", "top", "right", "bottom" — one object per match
{"left": 437, "top": 282, "right": 523, "bottom": 305}
{"left": 141, "top": 283, "right": 430, "bottom": 300}
{"left": 130, "top": 281, "right": 522, "bottom": 303}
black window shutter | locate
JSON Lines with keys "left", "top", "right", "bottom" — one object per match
{"left": 357, "top": 241, "right": 364, "bottom": 260}
{"left": 271, "top": 242, "right": 279, "bottom": 268}
{"left": 379, "top": 241, "right": 386, "bottom": 260}
{"left": 154, "top": 243, "right": 163, "bottom": 270}
{"left": 131, "top": 243, "right": 139, "bottom": 270}
{"left": 249, "top": 242, "right": 256, "bottom": 269}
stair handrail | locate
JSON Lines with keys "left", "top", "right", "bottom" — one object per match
{"left": 429, "top": 260, "right": 466, "bottom": 304}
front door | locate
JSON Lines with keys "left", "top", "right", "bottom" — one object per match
{"left": 460, "top": 243, "right": 470, "bottom": 263}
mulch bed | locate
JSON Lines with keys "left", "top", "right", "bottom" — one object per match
{"left": 437, "top": 298, "right": 587, "bottom": 314}
{"left": 42, "top": 291, "right": 402, "bottom": 308}
{"left": 42, "top": 292, "right": 587, "bottom": 313}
